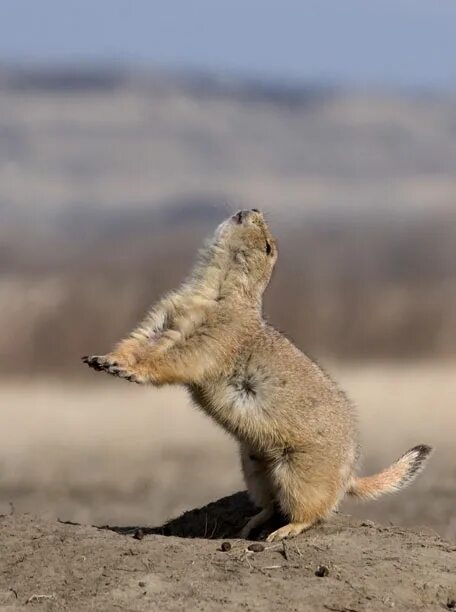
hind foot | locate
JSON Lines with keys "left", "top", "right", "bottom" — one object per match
{"left": 239, "top": 507, "right": 274, "bottom": 540}
{"left": 266, "top": 521, "right": 312, "bottom": 542}
{"left": 82, "top": 355, "right": 146, "bottom": 384}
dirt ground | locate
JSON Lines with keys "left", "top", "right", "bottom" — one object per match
{"left": 1, "top": 363, "right": 455, "bottom": 609}
{"left": 1, "top": 493, "right": 456, "bottom": 611}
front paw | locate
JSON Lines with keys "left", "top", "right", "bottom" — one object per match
{"left": 81, "top": 355, "right": 144, "bottom": 384}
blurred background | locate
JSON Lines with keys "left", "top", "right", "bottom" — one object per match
{"left": 1, "top": 1, "right": 455, "bottom": 538}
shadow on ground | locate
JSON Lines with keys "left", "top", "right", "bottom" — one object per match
{"left": 96, "top": 491, "right": 288, "bottom": 540}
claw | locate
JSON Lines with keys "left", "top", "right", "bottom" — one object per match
{"left": 82, "top": 355, "right": 106, "bottom": 371}
{"left": 81, "top": 354, "right": 144, "bottom": 384}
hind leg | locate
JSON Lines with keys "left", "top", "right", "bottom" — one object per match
{"left": 266, "top": 520, "right": 313, "bottom": 542}
{"left": 239, "top": 445, "right": 274, "bottom": 539}
{"left": 266, "top": 455, "right": 341, "bottom": 542}
{"left": 239, "top": 507, "right": 274, "bottom": 539}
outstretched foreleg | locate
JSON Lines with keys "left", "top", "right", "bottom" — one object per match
{"left": 82, "top": 323, "right": 230, "bottom": 386}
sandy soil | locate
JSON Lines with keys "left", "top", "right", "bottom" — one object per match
{"left": 0, "top": 363, "right": 455, "bottom": 609}
{"left": 1, "top": 493, "right": 455, "bottom": 611}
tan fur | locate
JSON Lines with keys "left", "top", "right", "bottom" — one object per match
{"left": 83, "top": 210, "right": 432, "bottom": 540}
{"left": 347, "top": 445, "right": 433, "bottom": 501}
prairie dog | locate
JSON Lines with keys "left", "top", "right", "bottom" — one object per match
{"left": 83, "top": 209, "right": 432, "bottom": 541}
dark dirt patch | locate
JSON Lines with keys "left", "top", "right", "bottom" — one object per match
{"left": 104, "top": 491, "right": 286, "bottom": 539}
{"left": 1, "top": 493, "right": 455, "bottom": 611}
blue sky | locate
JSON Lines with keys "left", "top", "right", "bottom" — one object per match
{"left": 1, "top": 0, "right": 455, "bottom": 89}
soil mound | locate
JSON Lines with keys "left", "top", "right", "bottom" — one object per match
{"left": 1, "top": 492, "right": 455, "bottom": 611}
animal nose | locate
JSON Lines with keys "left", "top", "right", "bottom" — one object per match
{"left": 233, "top": 209, "right": 260, "bottom": 224}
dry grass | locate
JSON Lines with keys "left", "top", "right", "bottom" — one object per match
{"left": 1, "top": 362, "right": 455, "bottom": 538}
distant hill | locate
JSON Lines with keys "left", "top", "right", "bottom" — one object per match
{"left": 0, "top": 67, "right": 455, "bottom": 371}
{"left": 1, "top": 65, "right": 455, "bottom": 221}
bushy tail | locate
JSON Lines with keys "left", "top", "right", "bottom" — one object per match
{"left": 348, "top": 444, "right": 432, "bottom": 501}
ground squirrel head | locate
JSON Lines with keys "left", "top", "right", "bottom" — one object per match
{"left": 212, "top": 209, "right": 278, "bottom": 300}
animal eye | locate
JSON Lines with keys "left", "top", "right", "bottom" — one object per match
{"left": 265, "top": 241, "right": 272, "bottom": 255}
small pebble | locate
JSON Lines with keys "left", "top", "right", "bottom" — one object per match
{"left": 133, "top": 528, "right": 144, "bottom": 540}
{"left": 220, "top": 541, "right": 232, "bottom": 552}
{"left": 315, "top": 565, "right": 329, "bottom": 577}
{"left": 138, "top": 581, "right": 146, "bottom": 588}
{"left": 247, "top": 543, "right": 265, "bottom": 553}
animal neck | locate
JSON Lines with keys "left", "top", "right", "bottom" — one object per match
{"left": 187, "top": 242, "right": 264, "bottom": 315}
